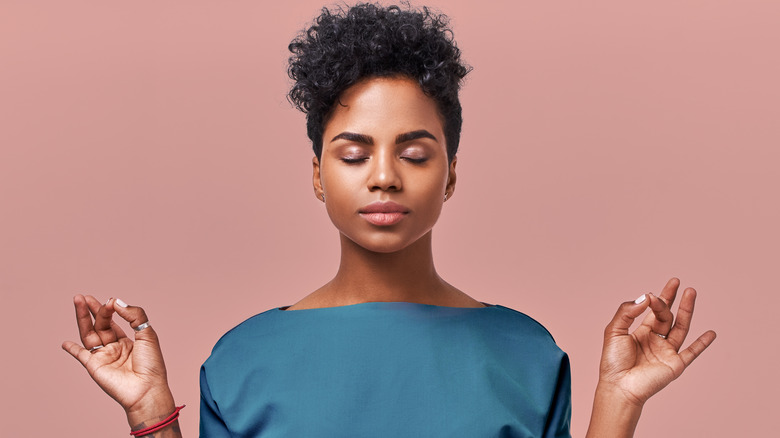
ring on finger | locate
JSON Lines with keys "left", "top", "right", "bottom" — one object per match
{"left": 89, "top": 345, "right": 104, "bottom": 352}
{"left": 134, "top": 322, "right": 151, "bottom": 332}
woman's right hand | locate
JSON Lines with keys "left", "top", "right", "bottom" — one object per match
{"left": 61, "top": 295, "right": 177, "bottom": 429}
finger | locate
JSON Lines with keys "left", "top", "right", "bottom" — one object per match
{"left": 646, "top": 293, "right": 674, "bottom": 338}
{"left": 679, "top": 330, "right": 717, "bottom": 367}
{"left": 73, "top": 295, "right": 103, "bottom": 349}
{"left": 84, "top": 294, "right": 103, "bottom": 317}
{"left": 639, "top": 277, "right": 680, "bottom": 327}
{"left": 61, "top": 340, "right": 93, "bottom": 368}
{"left": 91, "top": 298, "right": 120, "bottom": 345}
{"left": 604, "top": 294, "right": 651, "bottom": 338}
{"left": 667, "top": 287, "right": 697, "bottom": 349}
{"left": 112, "top": 299, "right": 160, "bottom": 344}
{"left": 83, "top": 295, "right": 128, "bottom": 340}
{"left": 657, "top": 277, "right": 680, "bottom": 308}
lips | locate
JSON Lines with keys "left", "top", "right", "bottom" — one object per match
{"left": 359, "top": 201, "right": 409, "bottom": 226}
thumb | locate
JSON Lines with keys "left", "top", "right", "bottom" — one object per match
{"left": 111, "top": 298, "right": 159, "bottom": 344}
{"left": 604, "top": 293, "right": 652, "bottom": 339}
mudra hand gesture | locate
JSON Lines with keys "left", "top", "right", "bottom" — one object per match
{"left": 587, "top": 277, "right": 717, "bottom": 437}
{"left": 61, "top": 295, "right": 177, "bottom": 430}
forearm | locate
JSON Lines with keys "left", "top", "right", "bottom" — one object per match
{"left": 585, "top": 383, "right": 643, "bottom": 438}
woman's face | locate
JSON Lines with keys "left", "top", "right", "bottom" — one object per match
{"left": 313, "top": 76, "right": 456, "bottom": 253}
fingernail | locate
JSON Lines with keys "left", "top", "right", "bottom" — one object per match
{"left": 634, "top": 294, "right": 647, "bottom": 304}
{"left": 105, "top": 297, "right": 113, "bottom": 306}
{"left": 115, "top": 298, "right": 128, "bottom": 308}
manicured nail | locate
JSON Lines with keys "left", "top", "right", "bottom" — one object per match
{"left": 634, "top": 294, "right": 647, "bottom": 304}
{"left": 115, "top": 298, "right": 128, "bottom": 308}
{"left": 105, "top": 297, "right": 113, "bottom": 306}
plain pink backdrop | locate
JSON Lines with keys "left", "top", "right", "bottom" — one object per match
{"left": 1, "top": 1, "right": 777, "bottom": 436}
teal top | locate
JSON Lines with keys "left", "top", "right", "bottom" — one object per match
{"left": 200, "top": 302, "right": 571, "bottom": 437}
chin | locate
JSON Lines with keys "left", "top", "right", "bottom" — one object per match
{"left": 357, "top": 239, "right": 413, "bottom": 254}
{"left": 344, "top": 232, "right": 421, "bottom": 254}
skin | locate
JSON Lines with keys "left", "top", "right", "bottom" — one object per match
{"left": 62, "top": 77, "right": 716, "bottom": 437}
{"left": 61, "top": 295, "right": 180, "bottom": 437}
{"left": 291, "top": 75, "right": 481, "bottom": 310}
{"left": 586, "top": 278, "right": 717, "bottom": 437}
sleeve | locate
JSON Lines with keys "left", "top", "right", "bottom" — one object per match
{"left": 199, "top": 364, "right": 232, "bottom": 437}
{"left": 543, "top": 353, "right": 572, "bottom": 438}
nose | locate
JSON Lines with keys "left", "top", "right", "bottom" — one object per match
{"left": 367, "top": 149, "right": 402, "bottom": 192}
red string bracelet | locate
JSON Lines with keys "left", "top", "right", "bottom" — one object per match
{"left": 129, "top": 405, "right": 185, "bottom": 437}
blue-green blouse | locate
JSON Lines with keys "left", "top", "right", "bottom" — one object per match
{"left": 200, "top": 302, "right": 571, "bottom": 437}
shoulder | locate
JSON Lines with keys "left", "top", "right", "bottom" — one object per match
{"left": 204, "top": 307, "right": 286, "bottom": 363}
{"left": 475, "top": 304, "right": 567, "bottom": 360}
{"left": 202, "top": 303, "right": 567, "bottom": 368}
{"left": 489, "top": 304, "right": 560, "bottom": 341}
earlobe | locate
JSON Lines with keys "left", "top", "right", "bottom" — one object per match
{"left": 312, "top": 156, "right": 324, "bottom": 201}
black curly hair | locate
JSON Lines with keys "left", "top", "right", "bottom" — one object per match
{"left": 287, "top": 2, "right": 471, "bottom": 163}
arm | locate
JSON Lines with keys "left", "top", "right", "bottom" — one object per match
{"left": 62, "top": 295, "right": 183, "bottom": 437}
{"left": 585, "top": 278, "right": 717, "bottom": 438}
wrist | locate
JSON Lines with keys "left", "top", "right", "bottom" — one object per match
{"left": 130, "top": 405, "right": 184, "bottom": 437}
{"left": 126, "top": 389, "right": 176, "bottom": 429}
{"left": 594, "top": 380, "right": 645, "bottom": 409}
{"left": 586, "top": 382, "right": 644, "bottom": 438}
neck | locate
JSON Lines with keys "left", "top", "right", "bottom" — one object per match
{"left": 288, "top": 231, "right": 485, "bottom": 310}
{"left": 328, "top": 231, "right": 446, "bottom": 304}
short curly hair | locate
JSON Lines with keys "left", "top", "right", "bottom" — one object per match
{"left": 287, "top": 2, "right": 471, "bottom": 162}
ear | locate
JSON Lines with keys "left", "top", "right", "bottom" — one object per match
{"left": 312, "top": 155, "right": 324, "bottom": 202}
{"left": 445, "top": 155, "right": 457, "bottom": 200}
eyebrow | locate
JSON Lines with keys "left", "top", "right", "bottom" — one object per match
{"left": 330, "top": 130, "right": 438, "bottom": 145}
{"left": 395, "top": 130, "right": 437, "bottom": 144}
{"left": 330, "top": 132, "right": 374, "bottom": 145}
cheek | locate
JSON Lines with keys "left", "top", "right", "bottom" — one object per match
{"left": 321, "top": 167, "right": 359, "bottom": 198}
{"left": 406, "top": 172, "right": 448, "bottom": 222}
{"left": 414, "top": 168, "right": 449, "bottom": 198}
{"left": 321, "top": 169, "right": 360, "bottom": 220}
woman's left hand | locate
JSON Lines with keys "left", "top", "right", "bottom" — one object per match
{"left": 598, "top": 277, "right": 717, "bottom": 406}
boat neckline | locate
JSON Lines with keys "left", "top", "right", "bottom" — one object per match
{"left": 277, "top": 301, "right": 499, "bottom": 312}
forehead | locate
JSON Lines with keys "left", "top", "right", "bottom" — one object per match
{"left": 323, "top": 76, "right": 445, "bottom": 140}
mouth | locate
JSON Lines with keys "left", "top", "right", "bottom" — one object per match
{"left": 359, "top": 202, "right": 409, "bottom": 226}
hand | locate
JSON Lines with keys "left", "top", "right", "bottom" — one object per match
{"left": 61, "top": 295, "right": 176, "bottom": 426}
{"left": 598, "top": 277, "right": 717, "bottom": 407}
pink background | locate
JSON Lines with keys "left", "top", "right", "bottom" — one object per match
{"left": 1, "top": 1, "right": 777, "bottom": 436}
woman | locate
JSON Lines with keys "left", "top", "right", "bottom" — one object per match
{"left": 62, "top": 4, "right": 716, "bottom": 437}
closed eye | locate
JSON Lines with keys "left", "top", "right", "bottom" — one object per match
{"left": 401, "top": 156, "right": 428, "bottom": 164}
{"left": 341, "top": 157, "right": 369, "bottom": 164}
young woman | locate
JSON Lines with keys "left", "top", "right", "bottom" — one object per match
{"left": 62, "top": 4, "right": 716, "bottom": 437}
